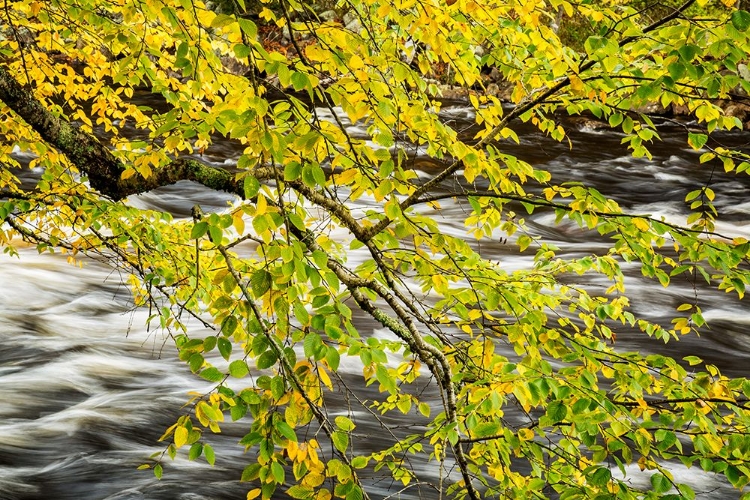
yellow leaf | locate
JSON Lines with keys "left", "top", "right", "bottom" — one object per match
{"left": 518, "top": 428, "right": 534, "bottom": 441}
{"left": 569, "top": 74, "right": 584, "bottom": 93}
{"left": 633, "top": 218, "right": 650, "bottom": 231}
{"left": 247, "top": 488, "right": 261, "bottom": 500}
{"left": 303, "top": 472, "right": 326, "bottom": 488}
{"left": 704, "top": 434, "right": 725, "bottom": 454}
{"left": 334, "top": 168, "right": 358, "bottom": 185}
{"left": 468, "top": 309, "right": 483, "bottom": 321}
{"left": 286, "top": 440, "right": 299, "bottom": 461}
{"left": 482, "top": 338, "right": 494, "bottom": 368}
{"left": 259, "top": 8, "right": 275, "bottom": 21}
{"left": 196, "top": 404, "right": 210, "bottom": 427}
{"left": 158, "top": 422, "right": 178, "bottom": 442}
{"left": 307, "top": 440, "right": 321, "bottom": 467}
{"left": 349, "top": 54, "right": 364, "bottom": 70}
{"left": 164, "top": 135, "right": 181, "bottom": 151}
{"left": 174, "top": 426, "right": 188, "bottom": 448}
{"left": 232, "top": 211, "right": 245, "bottom": 235}
{"left": 315, "top": 488, "right": 331, "bottom": 500}
{"left": 318, "top": 365, "right": 333, "bottom": 390}
{"left": 255, "top": 194, "right": 267, "bottom": 216}
{"left": 432, "top": 274, "right": 448, "bottom": 293}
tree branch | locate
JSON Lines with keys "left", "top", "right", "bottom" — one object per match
{"left": 0, "top": 65, "right": 274, "bottom": 200}
{"left": 359, "top": 0, "right": 698, "bottom": 243}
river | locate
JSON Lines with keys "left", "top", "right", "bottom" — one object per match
{"left": 1, "top": 100, "right": 749, "bottom": 499}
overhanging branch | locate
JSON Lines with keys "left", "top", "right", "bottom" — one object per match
{"left": 0, "top": 66, "right": 273, "bottom": 200}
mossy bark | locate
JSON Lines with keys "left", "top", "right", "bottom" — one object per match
{"left": 0, "top": 67, "right": 254, "bottom": 201}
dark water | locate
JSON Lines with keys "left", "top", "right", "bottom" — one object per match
{"left": 1, "top": 101, "right": 749, "bottom": 499}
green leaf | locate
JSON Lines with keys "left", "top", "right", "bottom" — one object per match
{"left": 650, "top": 473, "right": 671, "bottom": 494}
{"left": 211, "top": 14, "right": 236, "bottom": 28}
{"left": 667, "top": 61, "right": 685, "bottom": 81}
{"left": 243, "top": 175, "right": 260, "bottom": 199}
{"left": 678, "top": 44, "right": 698, "bottom": 62}
{"left": 311, "top": 164, "right": 326, "bottom": 186}
{"left": 208, "top": 225, "right": 222, "bottom": 244}
{"left": 332, "top": 430, "right": 349, "bottom": 453}
{"left": 589, "top": 467, "right": 611, "bottom": 487}
{"left": 547, "top": 400, "right": 568, "bottom": 422}
{"left": 732, "top": 10, "right": 750, "bottom": 32}
{"left": 222, "top": 315, "right": 238, "bottom": 336}
{"left": 518, "top": 234, "right": 532, "bottom": 252}
{"left": 238, "top": 18, "right": 257, "bottom": 38}
{"left": 584, "top": 36, "right": 607, "bottom": 56}
{"left": 684, "top": 355, "right": 702, "bottom": 366}
{"left": 191, "top": 221, "right": 208, "bottom": 239}
{"left": 622, "top": 116, "right": 634, "bottom": 134}
{"left": 188, "top": 442, "right": 203, "bottom": 460}
{"left": 655, "top": 429, "right": 677, "bottom": 451}
{"left": 229, "top": 359, "right": 249, "bottom": 378}
{"left": 270, "top": 375, "right": 286, "bottom": 400}
{"left": 287, "top": 485, "right": 314, "bottom": 499}
{"left": 726, "top": 464, "right": 742, "bottom": 487}
{"left": 304, "top": 333, "right": 321, "bottom": 358}
{"left": 335, "top": 416, "right": 356, "bottom": 432}
{"left": 154, "top": 463, "right": 163, "bottom": 479}
{"left": 678, "top": 484, "right": 695, "bottom": 500}
{"left": 346, "top": 485, "right": 363, "bottom": 500}
{"left": 188, "top": 353, "right": 204, "bottom": 373}
{"left": 218, "top": 337, "right": 232, "bottom": 360}
{"left": 293, "top": 301, "right": 310, "bottom": 326}
{"left": 285, "top": 162, "right": 302, "bottom": 181}
{"left": 240, "top": 390, "right": 261, "bottom": 405}
{"left": 233, "top": 43, "right": 252, "bottom": 59}
{"left": 203, "top": 336, "right": 217, "bottom": 352}
{"left": 472, "top": 421, "right": 501, "bottom": 437}
{"left": 301, "top": 164, "right": 317, "bottom": 187}
{"left": 375, "top": 363, "right": 397, "bottom": 393}
{"left": 276, "top": 420, "right": 298, "bottom": 442}
{"left": 385, "top": 199, "right": 401, "bottom": 220}
{"left": 204, "top": 444, "right": 215, "bottom": 466}
{"left": 608, "top": 113, "right": 623, "bottom": 127}
{"left": 291, "top": 72, "right": 310, "bottom": 92}
{"left": 271, "top": 461, "right": 285, "bottom": 484}
{"left": 257, "top": 350, "right": 278, "bottom": 370}
{"left": 200, "top": 367, "right": 224, "bottom": 382}
{"left": 418, "top": 402, "right": 431, "bottom": 417}
{"left": 242, "top": 463, "right": 262, "bottom": 482}
{"left": 251, "top": 269, "right": 272, "bottom": 298}
{"left": 326, "top": 346, "right": 340, "bottom": 371}
{"left": 230, "top": 404, "right": 247, "bottom": 421}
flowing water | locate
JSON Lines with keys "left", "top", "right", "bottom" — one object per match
{"left": 1, "top": 100, "right": 750, "bottom": 499}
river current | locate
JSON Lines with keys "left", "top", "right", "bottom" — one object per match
{"left": 1, "top": 100, "right": 749, "bottom": 499}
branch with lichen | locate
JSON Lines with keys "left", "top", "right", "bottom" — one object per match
{"left": 0, "top": 66, "right": 276, "bottom": 200}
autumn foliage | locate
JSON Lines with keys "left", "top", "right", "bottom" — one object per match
{"left": 2, "top": 0, "right": 750, "bottom": 499}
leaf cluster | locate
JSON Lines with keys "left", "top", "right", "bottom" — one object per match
{"left": 2, "top": 0, "right": 750, "bottom": 499}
